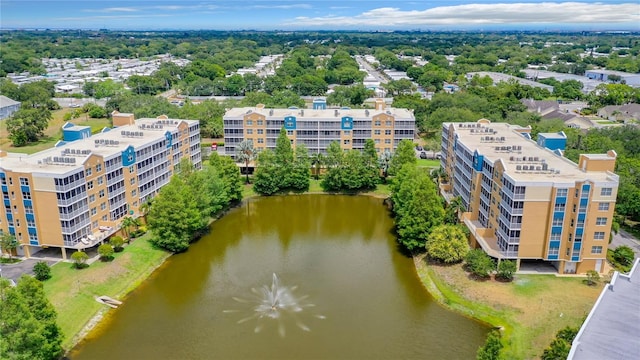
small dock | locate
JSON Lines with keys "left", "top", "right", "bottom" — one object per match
{"left": 96, "top": 295, "right": 123, "bottom": 308}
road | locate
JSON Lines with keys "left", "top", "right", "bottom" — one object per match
{"left": 53, "top": 98, "right": 107, "bottom": 108}
{"left": 609, "top": 228, "right": 640, "bottom": 260}
{"left": 354, "top": 55, "right": 389, "bottom": 84}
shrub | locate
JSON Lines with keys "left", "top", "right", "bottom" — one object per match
{"left": 70, "top": 251, "right": 89, "bottom": 269}
{"left": 33, "top": 261, "right": 52, "bottom": 281}
{"left": 425, "top": 224, "right": 469, "bottom": 264}
{"left": 98, "top": 244, "right": 115, "bottom": 261}
{"left": 496, "top": 260, "right": 517, "bottom": 281}
{"left": 477, "top": 330, "right": 503, "bottom": 360}
{"left": 465, "top": 249, "right": 495, "bottom": 278}
{"left": 110, "top": 236, "right": 125, "bottom": 252}
{"left": 612, "top": 245, "right": 635, "bottom": 267}
{"left": 541, "top": 326, "right": 578, "bottom": 360}
{"left": 585, "top": 270, "right": 600, "bottom": 285}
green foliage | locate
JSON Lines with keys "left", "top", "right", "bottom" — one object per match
{"left": 585, "top": 270, "right": 600, "bottom": 285}
{"left": 425, "top": 224, "right": 469, "bottom": 264}
{"left": 465, "top": 249, "right": 495, "bottom": 278}
{"left": 388, "top": 139, "right": 417, "bottom": 176}
{"left": 254, "top": 128, "right": 311, "bottom": 194}
{"left": 33, "top": 261, "right": 52, "bottom": 281}
{"left": 98, "top": 244, "right": 115, "bottom": 261}
{"left": 0, "top": 233, "right": 19, "bottom": 259}
{"left": 541, "top": 326, "right": 578, "bottom": 360}
{"left": 6, "top": 108, "right": 52, "bottom": 146}
{"left": 612, "top": 245, "right": 635, "bottom": 267}
{"left": 0, "top": 276, "right": 64, "bottom": 360}
{"left": 236, "top": 139, "right": 257, "bottom": 184}
{"left": 390, "top": 163, "right": 445, "bottom": 252}
{"left": 209, "top": 153, "right": 243, "bottom": 203}
{"left": 290, "top": 144, "right": 311, "bottom": 191}
{"left": 253, "top": 150, "right": 280, "bottom": 195}
{"left": 327, "top": 85, "right": 374, "bottom": 107}
{"left": 477, "top": 330, "right": 503, "bottom": 360}
{"left": 110, "top": 236, "right": 125, "bottom": 252}
{"left": 321, "top": 141, "right": 379, "bottom": 192}
{"left": 497, "top": 260, "right": 517, "bottom": 281}
{"left": 83, "top": 79, "right": 126, "bottom": 99}
{"left": 70, "top": 251, "right": 89, "bottom": 269}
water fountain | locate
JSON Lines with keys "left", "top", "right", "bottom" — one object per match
{"left": 225, "top": 273, "right": 325, "bottom": 337}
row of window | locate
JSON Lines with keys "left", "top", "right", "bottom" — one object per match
{"left": 556, "top": 187, "right": 613, "bottom": 197}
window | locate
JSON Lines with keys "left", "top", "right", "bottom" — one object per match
{"left": 93, "top": 221, "right": 99, "bottom": 229}
{"left": 552, "top": 218, "right": 563, "bottom": 226}
{"left": 257, "top": 129, "right": 264, "bottom": 135}
{"left": 591, "top": 246, "right": 603, "bottom": 254}
{"left": 384, "top": 130, "right": 391, "bottom": 135}
{"left": 246, "top": 120, "right": 253, "bottom": 126}
{"left": 19, "top": 177, "right": 29, "bottom": 186}
{"left": 27, "top": 218, "right": 35, "bottom": 227}
{"left": 129, "top": 165, "right": 135, "bottom": 173}
{"left": 97, "top": 176, "right": 104, "bottom": 185}
{"left": 130, "top": 178, "right": 136, "bottom": 185}
{"left": 594, "top": 231, "right": 605, "bottom": 240}
{"left": 22, "top": 192, "right": 31, "bottom": 200}
{"left": 99, "top": 190, "right": 105, "bottom": 198}
{"left": 554, "top": 203, "right": 565, "bottom": 211}
{"left": 384, "top": 139, "right": 391, "bottom": 144}
{"left": 102, "top": 215, "right": 108, "bottom": 221}
{"left": 87, "top": 181, "right": 94, "bottom": 190}
{"left": 96, "top": 163, "right": 102, "bottom": 172}
{"left": 246, "top": 129, "right": 253, "bottom": 135}
{"left": 133, "top": 201, "right": 138, "bottom": 207}
{"left": 374, "top": 120, "right": 381, "bottom": 126}
{"left": 131, "top": 189, "right": 137, "bottom": 197}
{"left": 596, "top": 217, "right": 607, "bottom": 226}
{"left": 91, "top": 207, "right": 97, "bottom": 216}
{"left": 598, "top": 202, "right": 610, "bottom": 211}
{"left": 257, "top": 120, "right": 263, "bottom": 126}
{"left": 550, "top": 233, "right": 561, "bottom": 241}
{"left": 11, "top": 191, "right": 14, "bottom": 199}
{"left": 374, "top": 139, "right": 380, "bottom": 144}
{"left": 343, "top": 139, "right": 351, "bottom": 145}
{"left": 257, "top": 138, "right": 264, "bottom": 144}
{"left": 8, "top": 178, "right": 12, "bottom": 185}
{"left": 374, "top": 130, "right": 381, "bottom": 135}
{"left": 100, "top": 202, "right": 106, "bottom": 210}
{"left": 86, "top": 168, "right": 92, "bottom": 177}
{"left": 548, "top": 247, "right": 559, "bottom": 255}
{"left": 89, "top": 194, "right": 96, "bottom": 203}
{"left": 385, "top": 120, "right": 392, "bottom": 126}
{"left": 556, "top": 188, "right": 568, "bottom": 197}
{"left": 287, "top": 130, "right": 294, "bottom": 136}
{"left": 601, "top": 188, "right": 612, "bottom": 196}
{"left": 344, "top": 130, "right": 351, "bottom": 135}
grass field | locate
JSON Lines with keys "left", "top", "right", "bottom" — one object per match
{"left": 43, "top": 236, "right": 169, "bottom": 349}
{"left": 0, "top": 108, "right": 111, "bottom": 155}
{"left": 417, "top": 158, "right": 440, "bottom": 168}
{"left": 415, "top": 257, "right": 601, "bottom": 359}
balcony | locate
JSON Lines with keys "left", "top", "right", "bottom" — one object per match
{"left": 497, "top": 227, "right": 520, "bottom": 244}
{"left": 498, "top": 213, "right": 522, "bottom": 230}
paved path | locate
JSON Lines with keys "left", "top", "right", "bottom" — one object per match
{"left": 0, "top": 258, "right": 59, "bottom": 283}
{"left": 609, "top": 229, "right": 640, "bottom": 260}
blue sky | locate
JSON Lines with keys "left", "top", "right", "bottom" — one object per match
{"left": 1, "top": 1, "right": 639, "bottom": 30}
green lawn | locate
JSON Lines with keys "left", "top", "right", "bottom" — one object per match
{"left": 43, "top": 236, "right": 169, "bottom": 349}
{"left": 417, "top": 159, "right": 440, "bottom": 168}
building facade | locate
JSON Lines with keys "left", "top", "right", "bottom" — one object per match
{"left": 0, "top": 95, "right": 21, "bottom": 120}
{"left": 441, "top": 119, "right": 619, "bottom": 274}
{"left": 0, "top": 115, "right": 201, "bottom": 258}
{"left": 223, "top": 99, "right": 415, "bottom": 157}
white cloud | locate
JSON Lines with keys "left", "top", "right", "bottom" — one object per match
{"left": 289, "top": 2, "right": 640, "bottom": 27}
{"left": 83, "top": 7, "right": 139, "bottom": 13}
{"left": 252, "top": 4, "right": 312, "bottom": 10}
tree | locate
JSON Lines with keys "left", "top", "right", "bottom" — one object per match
{"left": 0, "top": 232, "right": 19, "bottom": 259}
{"left": 70, "top": 251, "right": 89, "bottom": 269}
{"left": 110, "top": 236, "right": 125, "bottom": 252}
{"left": 274, "top": 127, "right": 294, "bottom": 188}
{"left": 209, "top": 152, "right": 243, "bottom": 203}
{"left": 378, "top": 150, "right": 392, "bottom": 182}
{"left": 290, "top": 144, "right": 311, "bottom": 191}
{"left": 148, "top": 176, "right": 208, "bottom": 253}
{"left": 236, "top": 139, "right": 257, "bottom": 184}
{"left": 0, "top": 276, "right": 64, "bottom": 360}
{"left": 612, "top": 245, "right": 635, "bottom": 267}
{"left": 585, "top": 270, "right": 600, "bottom": 285}
{"left": 445, "top": 196, "right": 466, "bottom": 225}
{"left": 120, "top": 216, "right": 138, "bottom": 240}
{"left": 390, "top": 164, "right": 445, "bottom": 252}
{"left": 6, "top": 107, "right": 52, "bottom": 146}
{"left": 98, "top": 244, "right": 115, "bottom": 261}
{"left": 477, "top": 330, "right": 503, "bottom": 360}
{"left": 497, "top": 260, "right": 517, "bottom": 281}
{"left": 388, "top": 139, "right": 417, "bottom": 176}
{"left": 310, "top": 152, "right": 325, "bottom": 180}
{"left": 253, "top": 150, "right": 280, "bottom": 195}
{"left": 425, "top": 225, "right": 469, "bottom": 264}
{"left": 465, "top": 249, "right": 495, "bottom": 278}
{"left": 541, "top": 326, "right": 578, "bottom": 360}
{"left": 33, "top": 261, "right": 52, "bottom": 281}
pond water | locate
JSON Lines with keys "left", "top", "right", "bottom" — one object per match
{"left": 70, "top": 195, "right": 488, "bottom": 359}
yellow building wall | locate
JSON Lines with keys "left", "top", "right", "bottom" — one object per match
{"left": 33, "top": 190, "right": 64, "bottom": 247}
{"left": 519, "top": 201, "right": 550, "bottom": 258}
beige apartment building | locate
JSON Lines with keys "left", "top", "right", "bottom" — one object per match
{"left": 0, "top": 112, "right": 201, "bottom": 258}
{"left": 441, "top": 119, "right": 619, "bottom": 274}
{"left": 223, "top": 98, "right": 415, "bottom": 157}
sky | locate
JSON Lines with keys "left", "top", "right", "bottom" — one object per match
{"left": 1, "top": 1, "right": 639, "bottom": 31}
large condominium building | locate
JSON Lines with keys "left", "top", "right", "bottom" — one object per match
{"left": 0, "top": 112, "right": 201, "bottom": 259}
{"left": 441, "top": 119, "right": 619, "bottom": 274}
{"left": 223, "top": 98, "right": 415, "bottom": 157}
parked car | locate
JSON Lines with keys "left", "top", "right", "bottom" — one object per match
{"left": 420, "top": 151, "right": 427, "bottom": 159}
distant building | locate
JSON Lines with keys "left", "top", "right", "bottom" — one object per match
{"left": 223, "top": 98, "right": 414, "bottom": 157}
{"left": 467, "top": 71, "right": 554, "bottom": 92}
{"left": 0, "top": 95, "right": 21, "bottom": 120}
{"left": 568, "top": 258, "right": 640, "bottom": 359}
{"left": 0, "top": 114, "right": 201, "bottom": 259}
{"left": 441, "top": 119, "right": 619, "bottom": 274}
{"left": 597, "top": 104, "right": 640, "bottom": 122}
{"left": 585, "top": 69, "right": 640, "bottom": 87}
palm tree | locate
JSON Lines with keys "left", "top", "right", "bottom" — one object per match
{"left": 139, "top": 198, "right": 153, "bottom": 217}
{"left": 448, "top": 196, "right": 466, "bottom": 223}
{"left": 236, "top": 140, "right": 257, "bottom": 184}
{"left": 121, "top": 216, "right": 137, "bottom": 239}
{"left": 310, "top": 152, "right": 324, "bottom": 180}
{"left": 378, "top": 150, "right": 392, "bottom": 182}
